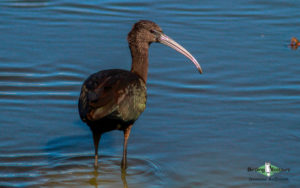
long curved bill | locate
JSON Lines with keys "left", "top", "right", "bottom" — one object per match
{"left": 158, "top": 33, "right": 203, "bottom": 74}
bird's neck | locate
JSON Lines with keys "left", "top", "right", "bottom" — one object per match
{"left": 129, "top": 43, "right": 149, "bottom": 83}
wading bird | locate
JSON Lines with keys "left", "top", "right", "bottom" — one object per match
{"left": 78, "top": 20, "right": 202, "bottom": 169}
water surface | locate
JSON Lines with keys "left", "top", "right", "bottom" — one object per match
{"left": 1, "top": 0, "right": 300, "bottom": 187}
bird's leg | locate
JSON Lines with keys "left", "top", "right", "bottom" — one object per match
{"left": 92, "top": 130, "right": 101, "bottom": 168}
{"left": 121, "top": 125, "right": 132, "bottom": 169}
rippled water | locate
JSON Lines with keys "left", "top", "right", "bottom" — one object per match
{"left": 1, "top": 0, "right": 300, "bottom": 187}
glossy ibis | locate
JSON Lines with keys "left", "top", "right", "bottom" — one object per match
{"left": 78, "top": 20, "right": 202, "bottom": 169}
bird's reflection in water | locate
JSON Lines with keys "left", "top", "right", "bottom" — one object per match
{"left": 89, "top": 166, "right": 129, "bottom": 188}
{"left": 121, "top": 169, "right": 129, "bottom": 188}
{"left": 88, "top": 168, "right": 99, "bottom": 187}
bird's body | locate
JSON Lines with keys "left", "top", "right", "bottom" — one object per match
{"left": 79, "top": 69, "right": 146, "bottom": 133}
{"left": 78, "top": 20, "right": 202, "bottom": 169}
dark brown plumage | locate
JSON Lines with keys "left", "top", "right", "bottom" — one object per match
{"left": 78, "top": 20, "right": 202, "bottom": 169}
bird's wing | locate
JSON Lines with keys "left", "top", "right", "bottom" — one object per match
{"left": 79, "top": 70, "right": 130, "bottom": 122}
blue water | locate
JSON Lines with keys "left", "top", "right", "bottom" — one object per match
{"left": 1, "top": 0, "right": 300, "bottom": 187}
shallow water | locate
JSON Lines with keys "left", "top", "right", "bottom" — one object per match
{"left": 1, "top": 0, "right": 300, "bottom": 187}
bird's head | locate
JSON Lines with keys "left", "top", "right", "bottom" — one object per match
{"left": 128, "top": 20, "right": 202, "bottom": 74}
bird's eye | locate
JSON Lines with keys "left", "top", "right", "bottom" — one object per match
{"left": 150, "top": 30, "right": 160, "bottom": 36}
